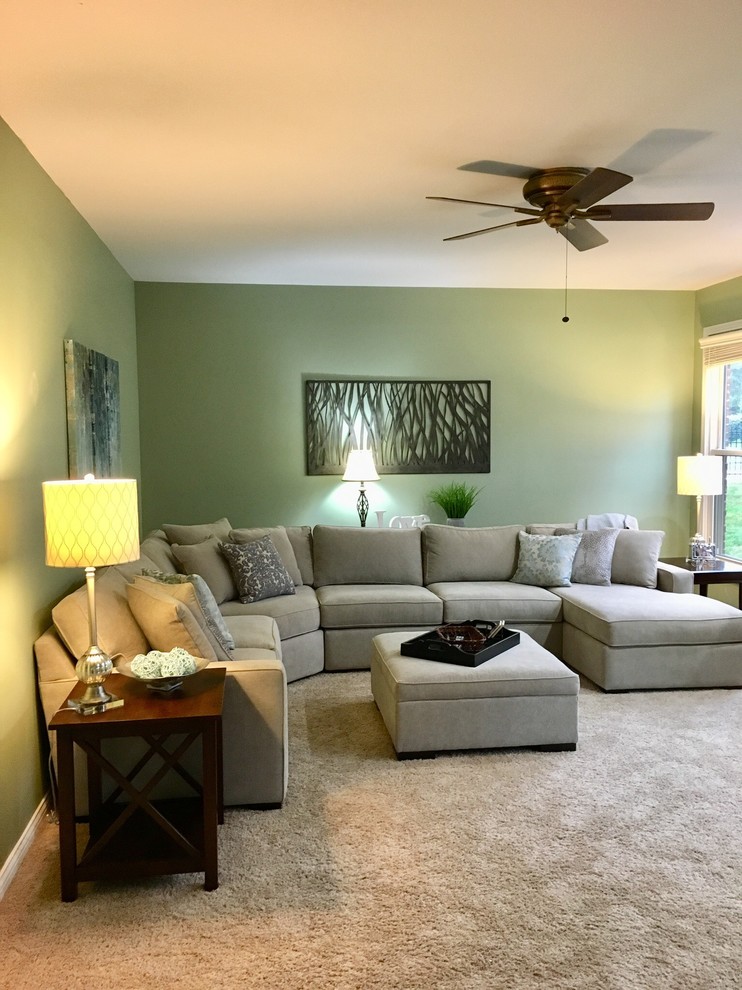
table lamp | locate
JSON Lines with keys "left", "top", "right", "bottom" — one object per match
{"left": 42, "top": 475, "right": 140, "bottom": 714}
{"left": 677, "top": 454, "right": 722, "bottom": 562}
{"left": 343, "top": 449, "right": 379, "bottom": 527}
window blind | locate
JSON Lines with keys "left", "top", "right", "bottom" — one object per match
{"left": 700, "top": 326, "right": 742, "bottom": 367}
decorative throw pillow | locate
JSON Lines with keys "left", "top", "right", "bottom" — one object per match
{"left": 126, "top": 581, "right": 218, "bottom": 660}
{"left": 611, "top": 530, "right": 665, "bottom": 588}
{"left": 171, "top": 537, "right": 237, "bottom": 605}
{"left": 52, "top": 565, "right": 149, "bottom": 662}
{"left": 140, "top": 570, "right": 235, "bottom": 654}
{"left": 555, "top": 527, "right": 620, "bottom": 586}
{"left": 228, "top": 527, "right": 303, "bottom": 586}
{"left": 220, "top": 537, "right": 296, "bottom": 604}
{"left": 511, "top": 531, "right": 582, "bottom": 587}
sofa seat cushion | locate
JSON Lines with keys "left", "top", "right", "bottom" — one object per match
{"left": 428, "top": 581, "right": 563, "bottom": 623}
{"left": 220, "top": 585, "right": 320, "bottom": 640}
{"left": 317, "top": 584, "right": 443, "bottom": 629}
{"left": 220, "top": 614, "right": 282, "bottom": 657}
{"left": 556, "top": 585, "right": 742, "bottom": 647}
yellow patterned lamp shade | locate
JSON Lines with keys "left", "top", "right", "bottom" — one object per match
{"left": 42, "top": 477, "right": 140, "bottom": 568}
{"left": 42, "top": 476, "right": 139, "bottom": 713}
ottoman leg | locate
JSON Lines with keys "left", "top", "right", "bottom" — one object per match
{"left": 532, "top": 743, "right": 577, "bottom": 752}
{"left": 396, "top": 751, "right": 437, "bottom": 761}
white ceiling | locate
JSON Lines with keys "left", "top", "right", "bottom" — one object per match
{"left": 2, "top": 0, "right": 742, "bottom": 290}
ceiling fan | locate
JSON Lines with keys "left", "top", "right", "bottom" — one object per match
{"left": 428, "top": 161, "right": 714, "bottom": 251}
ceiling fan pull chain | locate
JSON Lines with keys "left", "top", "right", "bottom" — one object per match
{"left": 562, "top": 235, "right": 570, "bottom": 323}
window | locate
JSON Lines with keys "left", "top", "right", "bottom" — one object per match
{"left": 700, "top": 324, "right": 742, "bottom": 561}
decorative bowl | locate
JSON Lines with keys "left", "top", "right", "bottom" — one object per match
{"left": 436, "top": 624, "right": 487, "bottom": 651}
{"left": 115, "top": 652, "right": 210, "bottom": 692}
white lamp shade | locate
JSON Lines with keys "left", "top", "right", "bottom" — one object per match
{"left": 43, "top": 478, "right": 140, "bottom": 568}
{"left": 677, "top": 455, "right": 723, "bottom": 497}
{"left": 342, "top": 449, "right": 379, "bottom": 482}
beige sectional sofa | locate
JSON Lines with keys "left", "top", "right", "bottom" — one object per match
{"left": 35, "top": 518, "right": 742, "bottom": 810}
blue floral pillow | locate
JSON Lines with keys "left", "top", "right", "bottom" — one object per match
{"left": 511, "top": 531, "right": 582, "bottom": 587}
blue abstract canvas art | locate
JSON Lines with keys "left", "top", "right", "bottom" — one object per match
{"left": 63, "top": 339, "right": 121, "bottom": 478}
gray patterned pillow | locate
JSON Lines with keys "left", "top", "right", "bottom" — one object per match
{"left": 220, "top": 537, "right": 296, "bottom": 604}
{"left": 141, "top": 569, "right": 235, "bottom": 652}
{"left": 555, "top": 527, "right": 620, "bottom": 586}
{"left": 511, "top": 531, "right": 582, "bottom": 587}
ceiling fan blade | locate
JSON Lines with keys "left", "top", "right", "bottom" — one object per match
{"left": 427, "top": 195, "right": 541, "bottom": 216}
{"left": 583, "top": 202, "right": 715, "bottom": 221}
{"left": 558, "top": 219, "right": 608, "bottom": 252}
{"left": 556, "top": 167, "right": 633, "bottom": 212}
{"left": 443, "top": 217, "right": 541, "bottom": 242}
{"left": 458, "top": 160, "right": 538, "bottom": 180}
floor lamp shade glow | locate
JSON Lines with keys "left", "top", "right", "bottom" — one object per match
{"left": 343, "top": 450, "right": 379, "bottom": 527}
{"left": 42, "top": 476, "right": 140, "bottom": 713}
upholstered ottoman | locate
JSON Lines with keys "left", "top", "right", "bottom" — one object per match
{"left": 371, "top": 630, "right": 579, "bottom": 758}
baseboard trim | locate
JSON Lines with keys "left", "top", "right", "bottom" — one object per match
{"left": 0, "top": 794, "right": 50, "bottom": 901}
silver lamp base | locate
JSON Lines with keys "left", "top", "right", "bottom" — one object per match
{"left": 67, "top": 645, "right": 123, "bottom": 716}
{"left": 686, "top": 534, "right": 717, "bottom": 566}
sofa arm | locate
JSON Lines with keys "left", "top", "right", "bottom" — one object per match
{"left": 35, "top": 625, "right": 289, "bottom": 810}
{"left": 208, "top": 658, "right": 288, "bottom": 806}
{"left": 656, "top": 562, "right": 694, "bottom": 594}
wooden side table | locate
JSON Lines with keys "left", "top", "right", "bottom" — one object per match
{"left": 49, "top": 667, "right": 226, "bottom": 902}
{"left": 660, "top": 557, "right": 742, "bottom": 609}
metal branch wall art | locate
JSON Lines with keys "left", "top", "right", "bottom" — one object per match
{"left": 305, "top": 379, "right": 490, "bottom": 475}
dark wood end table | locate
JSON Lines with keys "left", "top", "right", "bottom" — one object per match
{"left": 660, "top": 557, "right": 742, "bottom": 609}
{"left": 49, "top": 667, "right": 226, "bottom": 902}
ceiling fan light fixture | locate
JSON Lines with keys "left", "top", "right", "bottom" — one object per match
{"left": 430, "top": 160, "right": 714, "bottom": 251}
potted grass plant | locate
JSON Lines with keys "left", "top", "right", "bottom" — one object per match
{"left": 427, "top": 481, "right": 482, "bottom": 526}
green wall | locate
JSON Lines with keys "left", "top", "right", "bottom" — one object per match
{"left": 697, "top": 274, "right": 742, "bottom": 329}
{"left": 0, "top": 117, "right": 139, "bottom": 871}
{"left": 135, "top": 283, "right": 695, "bottom": 551}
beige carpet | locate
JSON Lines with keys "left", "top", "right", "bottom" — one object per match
{"left": 2, "top": 672, "right": 740, "bottom": 990}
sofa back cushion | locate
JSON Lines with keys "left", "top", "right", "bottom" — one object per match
{"left": 139, "top": 530, "right": 179, "bottom": 572}
{"left": 52, "top": 564, "right": 149, "bottom": 662}
{"left": 312, "top": 526, "right": 423, "bottom": 586}
{"left": 171, "top": 537, "right": 237, "bottom": 604}
{"left": 422, "top": 524, "right": 523, "bottom": 584}
{"left": 526, "top": 523, "right": 577, "bottom": 536}
{"left": 162, "top": 518, "right": 232, "bottom": 546}
{"left": 611, "top": 530, "right": 664, "bottom": 588}
{"left": 285, "top": 526, "right": 314, "bottom": 586}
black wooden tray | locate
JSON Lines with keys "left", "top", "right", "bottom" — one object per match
{"left": 401, "top": 620, "right": 520, "bottom": 667}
